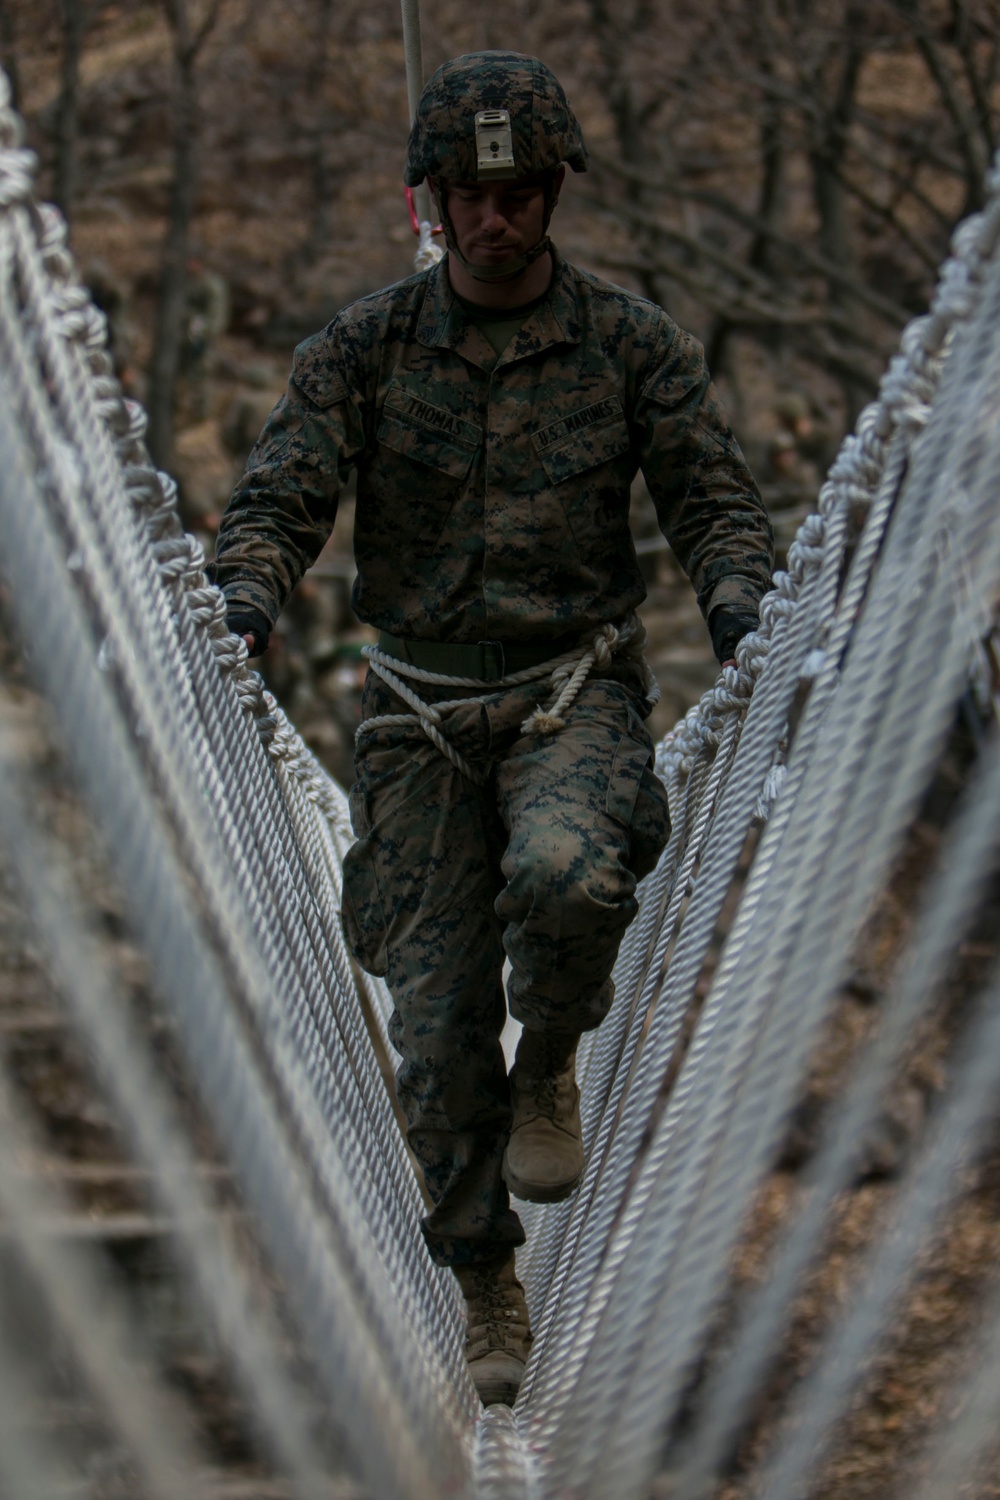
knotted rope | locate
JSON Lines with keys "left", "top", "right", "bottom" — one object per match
{"left": 521, "top": 616, "right": 659, "bottom": 734}
{"left": 358, "top": 613, "right": 658, "bottom": 784}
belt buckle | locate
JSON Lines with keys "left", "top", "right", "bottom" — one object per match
{"left": 480, "top": 640, "right": 505, "bottom": 680}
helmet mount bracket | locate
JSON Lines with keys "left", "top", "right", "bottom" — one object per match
{"left": 475, "top": 109, "right": 517, "bottom": 180}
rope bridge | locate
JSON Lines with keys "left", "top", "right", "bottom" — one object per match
{"left": 1, "top": 67, "right": 1000, "bottom": 1500}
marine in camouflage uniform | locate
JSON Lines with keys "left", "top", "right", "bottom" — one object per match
{"left": 213, "top": 252, "right": 769, "bottom": 647}
{"left": 209, "top": 51, "right": 773, "bottom": 1405}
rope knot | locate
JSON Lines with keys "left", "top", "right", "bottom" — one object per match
{"left": 520, "top": 619, "right": 632, "bottom": 739}
{"left": 592, "top": 623, "right": 619, "bottom": 670}
{"left": 358, "top": 613, "right": 653, "bottom": 773}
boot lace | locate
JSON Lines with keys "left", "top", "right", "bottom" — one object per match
{"left": 516, "top": 1049, "right": 576, "bottom": 1124}
{"left": 463, "top": 1268, "right": 531, "bottom": 1353}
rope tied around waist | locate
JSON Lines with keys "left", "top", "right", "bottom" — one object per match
{"left": 357, "top": 613, "right": 659, "bottom": 784}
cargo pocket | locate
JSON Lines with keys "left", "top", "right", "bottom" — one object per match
{"left": 607, "top": 732, "right": 672, "bottom": 882}
{"left": 341, "top": 839, "right": 388, "bottom": 977}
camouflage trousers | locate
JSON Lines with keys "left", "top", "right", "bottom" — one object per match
{"left": 341, "top": 661, "right": 671, "bottom": 1267}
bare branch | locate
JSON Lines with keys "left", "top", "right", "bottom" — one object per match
{"left": 585, "top": 216, "right": 896, "bottom": 355}
{"left": 949, "top": 0, "right": 998, "bottom": 155}
{"left": 594, "top": 251, "right": 885, "bottom": 389}
{"left": 848, "top": 112, "right": 968, "bottom": 235}
{"left": 0, "top": 1, "right": 22, "bottom": 111}
{"left": 829, "top": 162, "right": 943, "bottom": 275}
{"left": 160, "top": 0, "right": 222, "bottom": 67}
{"left": 586, "top": 157, "right": 911, "bottom": 326}
{"left": 147, "top": 0, "right": 222, "bottom": 467}
{"left": 52, "top": 0, "right": 93, "bottom": 219}
{"left": 893, "top": 0, "right": 990, "bottom": 205}
{"left": 192, "top": 0, "right": 223, "bottom": 55}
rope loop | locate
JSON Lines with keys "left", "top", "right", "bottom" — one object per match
{"left": 152, "top": 534, "right": 194, "bottom": 580}
{"left": 0, "top": 146, "right": 37, "bottom": 207}
{"left": 357, "top": 613, "right": 656, "bottom": 781}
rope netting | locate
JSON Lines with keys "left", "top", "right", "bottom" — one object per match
{"left": 1, "top": 64, "right": 999, "bottom": 1500}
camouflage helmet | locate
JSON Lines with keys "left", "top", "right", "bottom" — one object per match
{"left": 404, "top": 51, "right": 589, "bottom": 187}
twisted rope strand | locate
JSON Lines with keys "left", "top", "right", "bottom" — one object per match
{"left": 359, "top": 614, "right": 656, "bottom": 782}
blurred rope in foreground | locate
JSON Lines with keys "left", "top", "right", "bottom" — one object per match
{"left": 1, "top": 65, "right": 999, "bottom": 1500}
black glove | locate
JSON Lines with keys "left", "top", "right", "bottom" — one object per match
{"left": 708, "top": 605, "right": 758, "bottom": 665}
{"left": 225, "top": 604, "right": 272, "bottom": 657}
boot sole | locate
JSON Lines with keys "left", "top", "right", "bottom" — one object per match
{"left": 502, "top": 1154, "right": 583, "bottom": 1204}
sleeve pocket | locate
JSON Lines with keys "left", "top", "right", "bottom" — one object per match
{"left": 247, "top": 404, "right": 307, "bottom": 466}
{"left": 293, "top": 365, "right": 350, "bottom": 410}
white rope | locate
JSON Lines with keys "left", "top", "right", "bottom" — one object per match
{"left": 18, "top": 182, "right": 469, "bottom": 1401}
{"left": 399, "top": 0, "right": 442, "bottom": 268}
{"left": 0, "top": 1036, "right": 215, "bottom": 1500}
{"left": 415, "top": 216, "right": 445, "bottom": 270}
{"left": 513, "top": 156, "right": 1000, "bottom": 1484}
{"left": 358, "top": 614, "right": 657, "bottom": 783}
{"left": 533, "top": 170, "right": 1000, "bottom": 1497}
{"left": 2, "top": 51, "right": 1000, "bottom": 1500}
{"left": 671, "top": 738, "right": 1000, "bottom": 1500}
{"left": 0, "top": 65, "right": 475, "bottom": 1487}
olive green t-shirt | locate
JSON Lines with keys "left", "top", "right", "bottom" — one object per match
{"left": 453, "top": 287, "right": 551, "bottom": 358}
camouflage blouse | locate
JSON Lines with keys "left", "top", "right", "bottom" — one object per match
{"left": 210, "top": 252, "right": 773, "bottom": 646}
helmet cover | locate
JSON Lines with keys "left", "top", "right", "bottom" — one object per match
{"left": 404, "top": 51, "right": 589, "bottom": 187}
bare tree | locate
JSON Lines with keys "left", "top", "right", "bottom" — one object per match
{"left": 585, "top": 0, "right": 671, "bottom": 307}
{"left": 52, "top": 0, "right": 94, "bottom": 219}
{"left": 146, "top": 0, "right": 222, "bottom": 470}
{"left": 894, "top": 0, "right": 996, "bottom": 212}
{"left": 285, "top": 0, "right": 355, "bottom": 287}
{"left": 10, "top": 0, "right": 993, "bottom": 463}
{"left": 0, "top": 0, "right": 22, "bottom": 111}
{"left": 578, "top": 0, "right": 1000, "bottom": 417}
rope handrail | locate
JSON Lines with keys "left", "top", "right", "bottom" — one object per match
{"left": 0, "top": 57, "right": 998, "bottom": 1500}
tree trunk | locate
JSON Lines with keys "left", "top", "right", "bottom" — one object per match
{"left": 308, "top": 0, "right": 337, "bottom": 258}
{"left": 53, "top": 0, "right": 89, "bottom": 220}
{"left": 0, "top": 2, "right": 22, "bottom": 112}
{"left": 587, "top": 0, "right": 670, "bottom": 308}
{"left": 808, "top": 7, "right": 868, "bottom": 421}
{"left": 709, "top": 58, "right": 788, "bottom": 378}
{"left": 897, "top": 0, "right": 990, "bottom": 214}
{"left": 146, "top": 0, "right": 217, "bottom": 470}
{"left": 288, "top": 0, "right": 347, "bottom": 285}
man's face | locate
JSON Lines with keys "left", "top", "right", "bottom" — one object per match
{"left": 437, "top": 173, "right": 558, "bottom": 270}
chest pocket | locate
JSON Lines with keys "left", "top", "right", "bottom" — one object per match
{"left": 534, "top": 396, "right": 631, "bottom": 484}
{"left": 377, "top": 383, "right": 480, "bottom": 482}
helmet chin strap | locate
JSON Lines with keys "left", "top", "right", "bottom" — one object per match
{"left": 449, "top": 234, "right": 551, "bottom": 283}
{"left": 431, "top": 175, "right": 559, "bottom": 285}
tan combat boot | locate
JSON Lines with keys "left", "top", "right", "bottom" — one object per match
{"left": 503, "top": 1029, "right": 584, "bottom": 1203}
{"left": 454, "top": 1253, "right": 534, "bottom": 1407}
